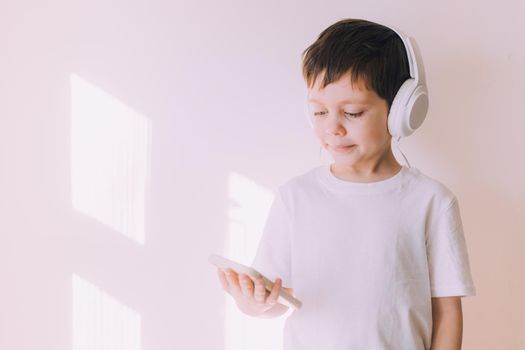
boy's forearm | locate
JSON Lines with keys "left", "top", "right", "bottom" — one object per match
{"left": 430, "top": 297, "right": 463, "bottom": 350}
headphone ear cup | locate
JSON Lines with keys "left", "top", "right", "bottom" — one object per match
{"left": 388, "top": 79, "right": 428, "bottom": 138}
{"left": 388, "top": 79, "right": 412, "bottom": 138}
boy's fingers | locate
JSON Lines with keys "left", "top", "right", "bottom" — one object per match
{"left": 224, "top": 269, "right": 241, "bottom": 290}
{"left": 239, "top": 274, "right": 254, "bottom": 297}
{"left": 253, "top": 277, "right": 267, "bottom": 303}
{"left": 219, "top": 270, "right": 286, "bottom": 309}
{"left": 266, "top": 278, "right": 282, "bottom": 305}
{"left": 217, "top": 269, "right": 230, "bottom": 290}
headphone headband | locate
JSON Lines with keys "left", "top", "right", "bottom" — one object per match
{"left": 387, "top": 25, "right": 426, "bottom": 86}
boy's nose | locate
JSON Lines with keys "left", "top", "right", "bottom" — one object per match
{"left": 324, "top": 116, "right": 347, "bottom": 136}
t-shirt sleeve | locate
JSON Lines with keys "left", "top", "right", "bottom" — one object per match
{"left": 250, "top": 186, "right": 293, "bottom": 288}
{"left": 427, "top": 196, "right": 476, "bottom": 297}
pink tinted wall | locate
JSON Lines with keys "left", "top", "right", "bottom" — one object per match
{"left": 0, "top": 0, "right": 523, "bottom": 349}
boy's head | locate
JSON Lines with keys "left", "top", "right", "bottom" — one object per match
{"left": 302, "top": 19, "right": 412, "bottom": 171}
{"left": 302, "top": 18, "right": 411, "bottom": 116}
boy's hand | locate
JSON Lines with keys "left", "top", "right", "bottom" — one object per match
{"left": 216, "top": 268, "right": 293, "bottom": 315}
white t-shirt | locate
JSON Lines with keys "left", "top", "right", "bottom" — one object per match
{"left": 251, "top": 164, "right": 476, "bottom": 350}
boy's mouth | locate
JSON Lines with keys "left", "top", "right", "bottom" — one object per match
{"left": 329, "top": 144, "right": 356, "bottom": 152}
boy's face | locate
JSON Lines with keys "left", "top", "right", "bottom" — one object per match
{"left": 306, "top": 71, "right": 393, "bottom": 171}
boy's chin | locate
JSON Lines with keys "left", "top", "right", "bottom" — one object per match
{"left": 330, "top": 156, "right": 361, "bottom": 168}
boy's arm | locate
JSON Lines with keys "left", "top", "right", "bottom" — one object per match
{"left": 430, "top": 296, "right": 463, "bottom": 350}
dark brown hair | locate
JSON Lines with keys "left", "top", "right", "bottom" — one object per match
{"left": 302, "top": 18, "right": 411, "bottom": 111}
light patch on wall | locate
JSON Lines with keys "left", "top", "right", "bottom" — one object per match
{"left": 72, "top": 274, "right": 141, "bottom": 350}
{"left": 224, "top": 172, "right": 291, "bottom": 350}
{"left": 70, "top": 74, "right": 151, "bottom": 245}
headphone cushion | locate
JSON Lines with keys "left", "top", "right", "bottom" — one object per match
{"left": 406, "top": 85, "right": 429, "bottom": 132}
{"left": 388, "top": 78, "right": 417, "bottom": 138}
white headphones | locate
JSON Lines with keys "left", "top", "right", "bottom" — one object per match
{"left": 305, "top": 24, "right": 429, "bottom": 139}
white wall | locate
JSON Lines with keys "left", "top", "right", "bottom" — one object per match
{"left": 1, "top": 0, "right": 523, "bottom": 349}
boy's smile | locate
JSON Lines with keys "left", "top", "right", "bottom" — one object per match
{"left": 306, "top": 71, "right": 401, "bottom": 182}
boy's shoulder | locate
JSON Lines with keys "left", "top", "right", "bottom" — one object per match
{"left": 404, "top": 167, "right": 457, "bottom": 217}
{"left": 403, "top": 166, "right": 458, "bottom": 207}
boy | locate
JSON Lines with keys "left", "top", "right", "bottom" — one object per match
{"left": 216, "top": 18, "right": 476, "bottom": 349}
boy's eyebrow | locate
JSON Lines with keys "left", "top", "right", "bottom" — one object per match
{"left": 308, "top": 97, "right": 369, "bottom": 105}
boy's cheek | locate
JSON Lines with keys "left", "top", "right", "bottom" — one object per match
{"left": 313, "top": 131, "right": 326, "bottom": 144}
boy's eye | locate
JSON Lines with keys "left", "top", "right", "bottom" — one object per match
{"left": 313, "top": 111, "right": 363, "bottom": 118}
{"left": 344, "top": 111, "right": 364, "bottom": 119}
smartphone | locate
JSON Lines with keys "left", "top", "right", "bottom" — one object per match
{"left": 209, "top": 253, "right": 302, "bottom": 310}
